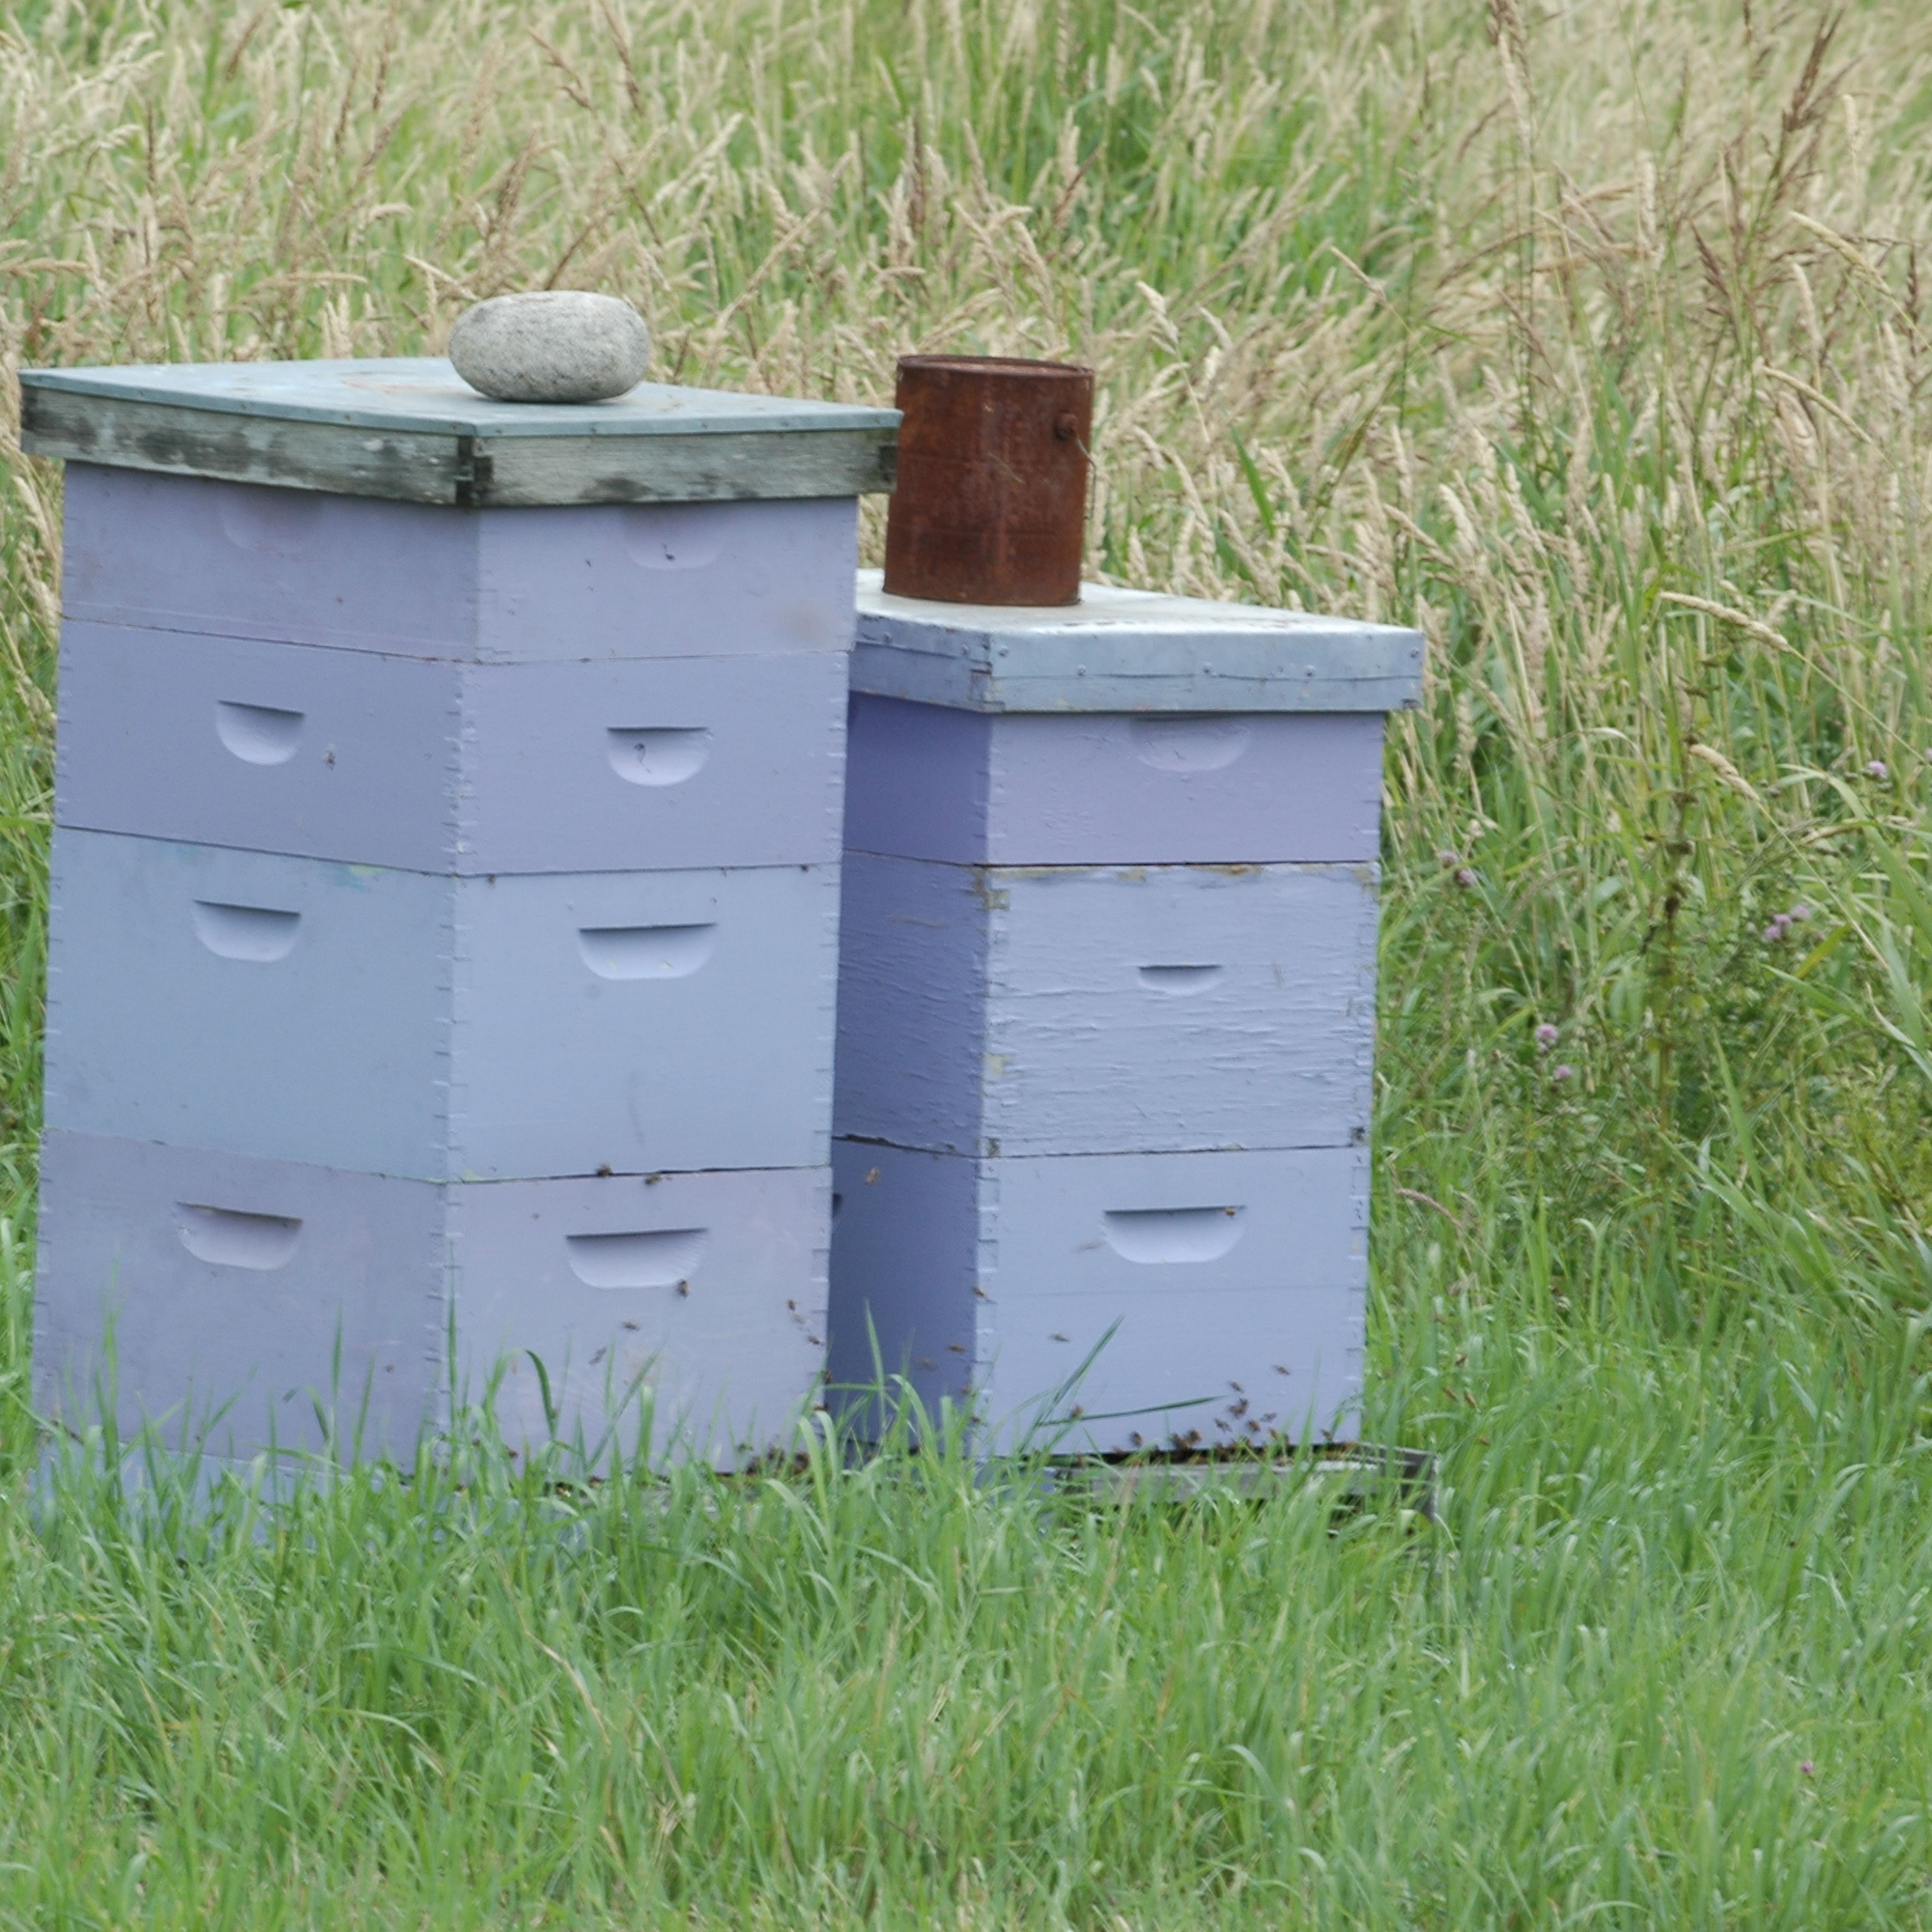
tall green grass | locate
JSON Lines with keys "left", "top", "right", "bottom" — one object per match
{"left": 6, "top": 0, "right": 1932, "bottom": 1922}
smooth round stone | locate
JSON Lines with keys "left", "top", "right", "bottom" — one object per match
{"left": 448, "top": 291, "right": 650, "bottom": 404}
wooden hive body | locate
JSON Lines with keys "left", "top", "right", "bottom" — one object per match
{"left": 830, "top": 571, "right": 1423, "bottom": 1454}
{"left": 24, "top": 359, "right": 898, "bottom": 1471}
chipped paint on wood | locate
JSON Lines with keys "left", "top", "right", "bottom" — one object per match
{"left": 22, "top": 359, "right": 898, "bottom": 506}
{"left": 827, "top": 1139, "right": 1367, "bottom": 1454}
{"left": 835, "top": 856, "right": 1378, "bottom": 1159}
{"left": 851, "top": 569, "right": 1424, "bottom": 714}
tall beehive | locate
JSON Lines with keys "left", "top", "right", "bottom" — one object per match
{"left": 21, "top": 358, "right": 898, "bottom": 1471}
{"left": 829, "top": 572, "right": 1424, "bottom": 1454}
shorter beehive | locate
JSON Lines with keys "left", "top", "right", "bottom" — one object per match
{"left": 829, "top": 573, "right": 1423, "bottom": 1454}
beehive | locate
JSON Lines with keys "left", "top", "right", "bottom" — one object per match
{"left": 22, "top": 357, "right": 898, "bottom": 1471}
{"left": 829, "top": 573, "right": 1423, "bottom": 1454}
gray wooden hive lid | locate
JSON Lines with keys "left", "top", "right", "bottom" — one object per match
{"left": 851, "top": 569, "right": 1425, "bottom": 714}
{"left": 18, "top": 357, "right": 900, "bottom": 508}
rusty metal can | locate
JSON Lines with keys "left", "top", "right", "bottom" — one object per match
{"left": 883, "top": 354, "right": 1094, "bottom": 606}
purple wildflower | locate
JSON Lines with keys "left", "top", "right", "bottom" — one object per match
{"left": 1800, "top": 1760, "right": 1815, "bottom": 1778}
{"left": 1454, "top": 867, "right": 1477, "bottom": 889}
{"left": 1437, "top": 849, "right": 1460, "bottom": 868}
{"left": 1788, "top": 905, "right": 1810, "bottom": 922}
{"left": 1866, "top": 760, "right": 1889, "bottom": 781}
{"left": 1534, "top": 1023, "right": 1560, "bottom": 1051}
{"left": 1550, "top": 1064, "right": 1576, "bottom": 1083}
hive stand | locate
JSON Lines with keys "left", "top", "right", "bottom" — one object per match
{"left": 22, "top": 358, "right": 898, "bottom": 1472}
{"left": 829, "top": 571, "right": 1424, "bottom": 1455}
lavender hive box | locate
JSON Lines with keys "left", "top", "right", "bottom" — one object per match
{"left": 834, "top": 853, "right": 1379, "bottom": 1158}
{"left": 57, "top": 623, "right": 848, "bottom": 871}
{"left": 55, "top": 467, "right": 862, "bottom": 660}
{"left": 827, "top": 1140, "right": 1367, "bottom": 1455}
{"left": 44, "top": 829, "right": 840, "bottom": 1180}
{"left": 845, "top": 694, "right": 1384, "bottom": 865}
{"left": 23, "top": 361, "right": 896, "bottom": 664}
{"left": 828, "top": 574, "right": 1421, "bottom": 1445}
{"left": 36, "top": 1130, "right": 826, "bottom": 1468}
{"left": 25, "top": 359, "right": 897, "bottom": 1465}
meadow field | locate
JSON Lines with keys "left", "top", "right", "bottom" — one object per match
{"left": 6, "top": 0, "right": 1932, "bottom": 1922}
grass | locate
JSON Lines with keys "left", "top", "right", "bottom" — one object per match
{"left": 6, "top": 0, "right": 1932, "bottom": 1922}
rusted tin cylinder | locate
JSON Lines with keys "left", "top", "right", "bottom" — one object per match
{"left": 883, "top": 354, "right": 1094, "bottom": 606}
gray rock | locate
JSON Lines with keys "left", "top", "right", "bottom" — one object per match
{"left": 447, "top": 291, "right": 650, "bottom": 404}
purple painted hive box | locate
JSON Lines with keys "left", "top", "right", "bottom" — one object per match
{"left": 831, "top": 570, "right": 1424, "bottom": 1454}
{"left": 20, "top": 357, "right": 898, "bottom": 1472}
